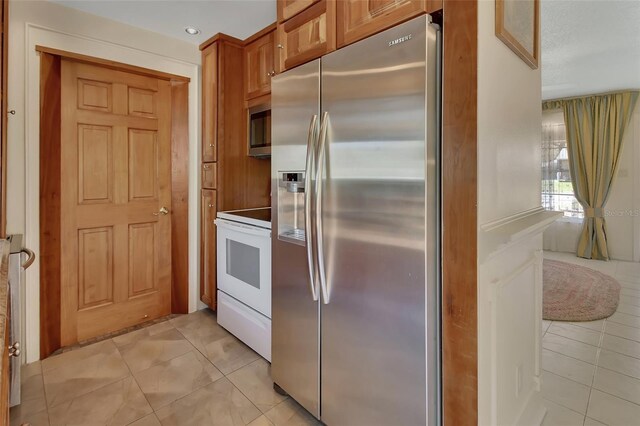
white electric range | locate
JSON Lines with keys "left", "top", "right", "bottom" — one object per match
{"left": 215, "top": 207, "right": 272, "bottom": 361}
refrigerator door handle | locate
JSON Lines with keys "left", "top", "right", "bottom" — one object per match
{"left": 304, "top": 114, "right": 319, "bottom": 301}
{"left": 315, "top": 111, "right": 330, "bottom": 304}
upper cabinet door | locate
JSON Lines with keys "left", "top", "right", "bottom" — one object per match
{"left": 277, "top": 0, "right": 320, "bottom": 22}
{"left": 202, "top": 43, "right": 218, "bottom": 162}
{"left": 245, "top": 31, "right": 275, "bottom": 100}
{"left": 276, "top": 0, "right": 336, "bottom": 72}
{"left": 336, "top": 0, "right": 428, "bottom": 48}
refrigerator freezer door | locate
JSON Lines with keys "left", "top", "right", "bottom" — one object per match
{"left": 271, "top": 59, "right": 321, "bottom": 417}
{"left": 319, "top": 16, "right": 439, "bottom": 425}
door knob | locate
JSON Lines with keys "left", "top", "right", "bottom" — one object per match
{"left": 153, "top": 207, "right": 170, "bottom": 216}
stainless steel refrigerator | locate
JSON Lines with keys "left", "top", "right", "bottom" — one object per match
{"left": 271, "top": 15, "right": 440, "bottom": 426}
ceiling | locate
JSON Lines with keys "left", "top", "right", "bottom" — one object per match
{"left": 50, "top": 0, "right": 277, "bottom": 45}
{"left": 541, "top": 0, "right": 640, "bottom": 100}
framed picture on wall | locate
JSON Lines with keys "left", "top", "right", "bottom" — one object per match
{"left": 496, "top": 0, "right": 539, "bottom": 69}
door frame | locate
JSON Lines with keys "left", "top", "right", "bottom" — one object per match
{"left": 38, "top": 47, "right": 191, "bottom": 358}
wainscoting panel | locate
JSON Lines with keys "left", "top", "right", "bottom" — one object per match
{"left": 479, "top": 208, "right": 558, "bottom": 425}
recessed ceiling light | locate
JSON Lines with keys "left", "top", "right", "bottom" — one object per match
{"left": 185, "top": 27, "right": 201, "bottom": 36}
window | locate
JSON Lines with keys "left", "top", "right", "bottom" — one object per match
{"left": 541, "top": 113, "right": 584, "bottom": 218}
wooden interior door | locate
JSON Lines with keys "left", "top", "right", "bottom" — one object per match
{"left": 60, "top": 59, "right": 172, "bottom": 345}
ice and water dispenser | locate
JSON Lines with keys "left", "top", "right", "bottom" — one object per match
{"left": 277, "top": 171, "right": 307, "bottom": 245}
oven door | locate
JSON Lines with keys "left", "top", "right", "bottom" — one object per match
{"left": 215, "top": 218, "right": 272, "bottom": 318}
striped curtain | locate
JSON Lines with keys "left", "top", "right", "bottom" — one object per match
{"left": 543, "top": 91, "right": 639, "bottom": 260}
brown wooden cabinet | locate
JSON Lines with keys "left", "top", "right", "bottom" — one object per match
{"left": 200, "top": 189, "right": 217, "bottom": 308}
{"left": 277, "top": 0, "right": 319, "bottom": 22}
{"left": 0, "top": 0, "right": 8, "bottom": 238}
{"left": 336, "top": 0, "right": 429, "bottom": 48}
{"left": 201, "top": 43, "right": 218, "bottom": 162}
{"left": 201, "top": 163, "right": 217, "bottom": 189}
{"left": 245, "top": 30, "right": 275, "bottom": 99}
{"left": 275, "top": 0, "right": 336, "bottom": 72}
{"left": 199, "top": 32, "right": 271, "bottom": 310}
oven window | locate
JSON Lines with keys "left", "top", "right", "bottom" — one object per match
{"left": 226, "top": 239, "right": 261, "bottom": 289}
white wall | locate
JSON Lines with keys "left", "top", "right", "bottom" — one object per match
{"left": 8, "top": 1, "right": 202, "bottom": 362}
{"left": 543, "top": 107, "right": 640, "bottom": 262}
{"left": 477, "top": 0, "right": 547, "bottom": 424}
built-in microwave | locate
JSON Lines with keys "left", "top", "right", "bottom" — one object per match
{"left": 248, "top": 102, "right": 271, "bottom": 158}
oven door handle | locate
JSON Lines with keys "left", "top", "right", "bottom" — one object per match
{"left": 214, "top": 219, "right": 271, "bottom": 237}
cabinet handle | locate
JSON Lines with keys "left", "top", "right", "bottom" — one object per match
{"left": 208, "top": 203, "right": 214, "bottom": 208}
{"left": 277, "top": 44, "right": 284, "bottom": 49}
{"left": 203, "top": 165, "right": 210, "bottom": 170}
{"left": 209, "top": 143, "right": 214, "bottom": 148}
{"left": 267, "top": 71, "right": 276, "bottom": 77}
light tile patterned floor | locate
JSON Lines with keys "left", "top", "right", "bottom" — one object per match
{"left": 542, "top": 251, "right": 640, "bottom": 426}
{"left": 10, "top": 309, "right": 320, "bottom": 426}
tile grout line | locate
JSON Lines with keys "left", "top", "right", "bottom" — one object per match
{"left": 44, "top": 320, "right": 191, "bottom": 419}
{"left": 171, "top": 318, "right": 245, "bottom": 377}
{"left": 543, "top": 367, "right": 640, "bottom": 421}
{"left": 167, "top": 314, "right": 268, "bottom": 419}
{"left": 542, "top": 347, "right": 596, "bottom": 366}
{"left": 544, "top": 254, "right": 640, "bottom": 425}
{"left": 127, "top": 318, "right": 231, "bottom": 414}
{"left": 582, "top": 323, "right": 606, "bottom": 423}
{"left": 543, "top": 334, "right": 640, "bottom": 384}
{"left": 545, "top": 330, "right": 602, "bottom": 349}
{"left": 135, "top": 350, "right": 228, "bottom": 413}
{"left": 541, "top": 396, "right": 588, "bottom": 421}
{"left": 121, "top": 313, "right": 257, "bottom": 423}
{"left": 42, "top": 341, "right": 131, "bottom": 411}
{"left": 547, "top": 324, "right": 640, "bottom": 353}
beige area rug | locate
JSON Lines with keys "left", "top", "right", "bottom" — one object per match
{"left": 543, "top": 259, "right": 621, "bottom": 321}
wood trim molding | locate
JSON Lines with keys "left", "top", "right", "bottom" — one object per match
{"left": 39, "top": 51, "right": 190, "bottom": 357}
{"left": 481, "top": 206, "right": 545, "bottom": 232}
{"left": 495, "top": 0, "right": 539, "bottom": 69}
{"left": 0, "top": 0, "right": 8, "bottom": 238}
{"left": 243, "top": 22, "right": 277, "bottom": 45}
{"left": 479, "top": 209, "right": 561, "bottom": 263}
{"left": 35, "top": 46, "right": 191, "bottom": 82}
{"left": 199, "top": 33, "right": 244, "bottom": 51}
{"left": 170, "top": 81, "right": 190, "bottom": 314}
{"left": 441, "top": 0, "right": 478, "bottom": 424}
{"left": 39, "top": 53, "right": 62, "bottom": 358}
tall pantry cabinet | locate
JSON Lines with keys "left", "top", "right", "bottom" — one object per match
{"left": 199, "top": 31, "right": 272, "bottom": 310}
{"left": 199, "top": 35, "right": 244, "bottom": 309}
